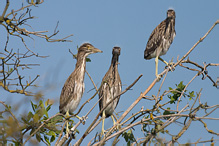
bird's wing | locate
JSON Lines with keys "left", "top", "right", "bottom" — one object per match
{"left": 114, "top": 79, "right": 122, "bottom": 109}
{"left": 144, "top": 20, "right": 166, "bottom": 59}
{"left": 59, "top": 75, "right": 76, "bottom": 113}
{"left": 114, "top": 72, "right": 122, "bottom": 108}
{"left": 99, "top": 67, "right": 113, "bottom": 111}
{"left": 99, "top": 74, "right": 111, "bottom": 110}
{"left": 99, "top": 82, "right": 106, "bottom": 111}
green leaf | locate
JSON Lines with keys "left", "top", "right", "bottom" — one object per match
{"left": 6, "top": 105, "right": 11, "bottom": 110}
{"left": 51, "top": 115, "right": 63, "bottom": 123}
{"left": 189, "top": 91, "right": 195, "bottom": 100}
{"left": 27, "top": 111, "right": 34, "bottom": 121}
{"left": 46, "top": 104, "right": 52, "bottom": 112}
{"left": 170, "top": 96, "right": 175, "bottom": 104}
{"left": 168, "top": 81, "right": 187, "bottom": 104}
{"left": 30, "top": 128, "right": 34, "bottom": 135}
{"left": 13, "top": 141, "right": 21, "bottom": 146}
{"left": 31, "top": 101, "right": 37, "bottom": 112}
{"left": 39, "top": 100, "right": 44, "bottom": 108}
{"left": 44, "top": 135, "right": 50, "bottom": 145}
{"left": 163, "top": 108, "right": 175, "bottom": 119}
{"left": 43, "top": 108, "right": 48, "bottom": 118}
{"left": 75, "top": 129, "right": 80, "bottom": 134}
{"left": 45, "top": 99, "right": 48, "bottom": 107}
{"left": 8, "top": 67, "right": 13, "bottom": 74}
{"left": 50, "top": 135, "right": 55, "bottom": 143}
{"left": 47, "top": 131, "right": 56, "bottom": 136}
{"left": 73, "top": 54, "right": 77, "bottom": 59}
{"left": 142, "top": 123, "right": 148, "bottom": 133}
{"left": 155, "top": 123, "right": 165, "bottom": 134}
{"left": 55, "top": 130, "right": 61, "bottom": 135}
{"left": 21, "top": 116, "right": 26, "bottom": 121}
{"left": 86, "top": 57, "right": 91, "bottom": 62}
{"left": 36, "top": 133, "right": 41, "bottom": 142}
{"left": 122, "top": 129, "right": 135, "bottom": 145}
{"left": 177, "top": 81, "right": 185, "bottom": 90}
{"left": 33, "top": 113, "right": 39, "bottom": 123}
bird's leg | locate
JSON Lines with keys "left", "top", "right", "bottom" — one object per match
{"left": 75, "top": 115, "right": 86, "bottom": 125}
{"left": 158, "top": 57, "right": 168, "bottom": 65}
{"left": 111, "top": 115, "right": 116, "bottom": 125}
{"left": 159, "top": 57, "right": 175, "bottom": 72}
{"left": 75, "top": 115, "right": 81, "bottom": 120}
{"left": 101, "top": 111, "right": 106, "bottom": 136}
{"left": 65, "top": 111, "right": 70, "bottom": 138}
{"left": 111, "top": 115, "right": 121, "bottom": 131}
{"left": 155, "top": 56, "right": 162, "bottom": 80}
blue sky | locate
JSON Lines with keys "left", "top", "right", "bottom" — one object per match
{"left": 1, "top": 0, "right": 219, "bottom": 145}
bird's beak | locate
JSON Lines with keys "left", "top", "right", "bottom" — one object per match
{"left": 92, "top": 48, "right": 103, "bottom": 53}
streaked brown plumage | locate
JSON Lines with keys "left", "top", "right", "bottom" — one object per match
{"left": 59, "top": 43, "right": 102, "bottom": 115}
{"left": 144, "top": 9, "right": 176, "bottom": 78}
{"left": 99, "top": 47, "right": 122, "bottom": 135}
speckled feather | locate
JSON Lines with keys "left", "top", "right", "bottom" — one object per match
{"left": 144, "top": 9, "right": 176, "bottom": 60}
{"left": 59, "top": 43, "right": 101, "bottom": 115}
{"left": 99, "top": 47, "right": 122, "bottom": 118}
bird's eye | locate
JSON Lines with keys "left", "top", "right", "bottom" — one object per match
{"left": 87, "top": 45, "right": 91, "bottom": 49}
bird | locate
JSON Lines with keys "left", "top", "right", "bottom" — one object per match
{"left": 144, "top": 9, "right": 176, "bottom": 79}
{"left": 99, "top": 46, "right": 122, "bottom": 136}
{"left": 59, "top": 43, "right": 102, "bottom": 135}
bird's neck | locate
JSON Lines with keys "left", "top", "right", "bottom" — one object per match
{"left": 110, "top": 55, "right": 119, "bottom": 79}
{"left": 167, "top": 17, "right": 175, "bottom": 29}
{"left": 165, "top": 17, "right": 175, "bottom": 39}
{"left": 75, "top": 52, "right": 87, "bottom": 79}
{"left": 111, "top": 55, "right": 119, "bottom": 68}
{"left": 109, "top": 55, "right": 120, "bottom": 84}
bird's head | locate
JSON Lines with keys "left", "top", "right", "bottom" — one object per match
{"left": 112, "top": 46, "right": 121, "bottom": 56}
{"left": 78, "top": 43, "right": 103, "bottom": 56}
{"left": 167, "top": 9, "right": 175, "bottom": 19}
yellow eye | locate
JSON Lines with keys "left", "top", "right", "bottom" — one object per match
{"left": 87, "top": 45, "right": 91, "bottom": 49}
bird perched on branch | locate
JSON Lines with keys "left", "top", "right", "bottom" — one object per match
{"left": 99, "top": 47, "right": 122, "bottom": 136}
{"left": 144, "top": 9, "right": 176, "bottom": 79}
{"left": 59, "top": 43, "right": 102, "bottom": 134}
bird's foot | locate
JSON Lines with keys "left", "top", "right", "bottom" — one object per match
{"left": 165, "top": 62, "right": 175, "bottom": 72}
{"left": 80, "top": 116, "right": 87, "bottom": 125}
{"left": 75, "top": 115, "right": 86, "bottom": 125}
{"left": 111, "top": 115, "right": 120, "bottom": 131}
{"left": 114, "top": 123, "right": 121, "bottom": 131}
{"left": 101, "top": 129, "right": 107, "bottom": 137}
{"left": 156, "top": 74, "right": 162, "bottom": 82}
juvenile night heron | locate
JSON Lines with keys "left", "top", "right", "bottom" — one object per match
{"left": 99, "top": 47, "right": 122, "bottom": 136}
{"left": 144, "top": 9, "right": 176, "bottom": 79}
{"left": 59, "top": 43, "right": 102, "bottom": 134}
